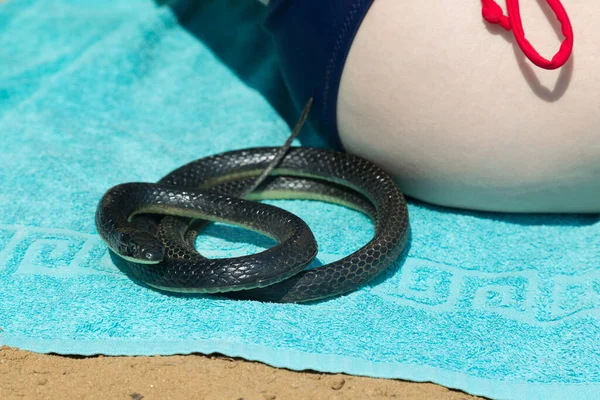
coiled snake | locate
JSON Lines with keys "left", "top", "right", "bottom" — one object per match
{"left": 95, "top": 102, "right": 409, "bottom": 303}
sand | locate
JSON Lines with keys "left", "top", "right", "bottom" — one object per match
{"left": 0, "top": 346, "right": 483, "bottom": 399}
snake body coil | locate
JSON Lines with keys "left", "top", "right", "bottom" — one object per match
{"left": 96, "top": 147, "right": 409, "bottom": 303}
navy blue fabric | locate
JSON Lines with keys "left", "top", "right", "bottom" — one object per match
{"left": 165, "top": 0, "right": 298, "bottom": 131}
{"left": 264, "top": 0, "right": 375, "bottom": 149}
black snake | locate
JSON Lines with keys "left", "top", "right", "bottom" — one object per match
{"left": 95, "top": 103, "right": 410, "bottom": 303}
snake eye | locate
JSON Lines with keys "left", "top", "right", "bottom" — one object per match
{"left": 139, "top": 247, "right": 164, "bottom": 262}
{"left": 129, "top": 231, "right": 164, "bottom": 263}
{"left": 115, "top": 230, "right": 163, "bottom": 263}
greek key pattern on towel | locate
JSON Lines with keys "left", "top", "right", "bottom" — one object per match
{"left": 2, "top": 224, "right": 598, "bottom": 323}
{"left": 0, "top": 224, "right": 121, "bottom": 277}
{"left": 371, "top": 259, "right": 600, "bottom": 324}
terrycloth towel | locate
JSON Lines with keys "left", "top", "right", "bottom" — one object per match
{"left": 1, "top": 1, "right": 600, "bottom": 399}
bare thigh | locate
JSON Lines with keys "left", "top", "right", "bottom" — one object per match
{"left": 337, "top": 0, "right": 600, "bottom": 212}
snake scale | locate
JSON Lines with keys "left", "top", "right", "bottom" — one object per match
{"left": 95, "top": 104, "right": 410, "bottom": 303}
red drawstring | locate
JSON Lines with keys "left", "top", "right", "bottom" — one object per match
{"left": 481, "top": 0, "right": 574, "bottom": 70}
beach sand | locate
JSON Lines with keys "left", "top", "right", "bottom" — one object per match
{"left": 0, "top": 346, "right": 483, "bottom": 399}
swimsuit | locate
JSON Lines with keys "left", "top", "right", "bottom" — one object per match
{"left": 264, "top": 0, "right": 375, "bottom": 148}
{"left": 264, "top": 0, "right": 573, "bottom": 148}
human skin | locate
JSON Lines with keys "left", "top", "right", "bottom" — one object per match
{"left": 337, "top": 0, "right": 600, "bottom": 213}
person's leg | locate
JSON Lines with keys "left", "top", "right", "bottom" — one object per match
{"left": 337, "top": 0, "right": 600, "bottom": 213}
{"left": 265, "top": 0, "right": 599, "bottom": 212}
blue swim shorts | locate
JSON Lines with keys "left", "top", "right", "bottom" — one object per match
{"left": 264, "top": 0, "right": 375, "bottom": 148}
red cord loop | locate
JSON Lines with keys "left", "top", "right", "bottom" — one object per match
{"left": 481, "top": 0, "right": 574, "bottom": 70}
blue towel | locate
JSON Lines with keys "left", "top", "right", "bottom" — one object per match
{"left": 1, "top": 1, "right": 599, "bottom": 399}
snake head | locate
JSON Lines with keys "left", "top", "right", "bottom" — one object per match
{"left": 117, "top": 230, "right": 164, "bottom": 264}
